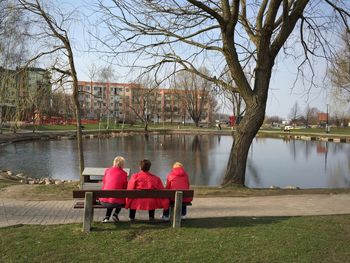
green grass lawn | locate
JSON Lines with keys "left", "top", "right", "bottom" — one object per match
{"left": 260, "top": 127, "right": 350, "bottom": 135}
{"left": 20, "top": 123, "right": 220, "bottom": 132}
{"left": 1, "top": 215, "right": 349, "bottom": 262}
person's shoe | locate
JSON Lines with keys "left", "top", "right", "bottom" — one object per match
{"left": 161, "top": 215, "right": 170, "bottom": 221}
{"left": 129, "top": 218, "right": 135, "bottom": 222}
{"left": 181, "top": 215, "right": 186, "bottom": 220}
{"left": 112, "top": 214, "right": 119, "bottom": 223}
{"left": 102, "top": 217, "right": 109, "bottom": 223}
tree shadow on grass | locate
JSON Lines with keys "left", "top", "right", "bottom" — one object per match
{"left": 91, "top": 219, "right": 170, "bottom": 232}
{"left": 91, "top": 216, "right": 293, "bottom": 232}
{"left": 181, "top": 216, "right": 293, "bottom": 229}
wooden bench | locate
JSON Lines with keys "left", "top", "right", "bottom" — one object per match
{"left": 73, "top": 189, "right": 194, "bottom": 232}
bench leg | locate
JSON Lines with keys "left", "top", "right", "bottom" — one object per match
{"left": 83, "top": 192, "right": 93, "bottom": 232}
{"left": 172, "top": 191, "right": 183, "bottom": 228}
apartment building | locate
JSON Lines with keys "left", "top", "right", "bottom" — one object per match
{"left": 78, "top": 81, "right": 136, "bottom": 121}
{"left": 78, "top": 81, "right": 213, "bottom": 124}
{"left": 0, "top": 67, "right": 51, "bottom": 120}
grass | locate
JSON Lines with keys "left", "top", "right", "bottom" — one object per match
{"left": 30, "top": 182, "right": 80, "bottom": 200}
{"left": 1, "top": 179, "right": 349, "bottom": 201}
{"left": 293, "top": 127, "right": 350, "bottom": 135}
{"left": 0, "top": 215, "right": 349, "bottom": 262}
{"left": 260, "top": 127, "right": 350, "bottom": 136}
{"left": 193, "top": 186, "right": 350, "bottom": 197}
{"left": 0, "top": 178, "right": 20, "bottom": 190}
{"left": 18, "top": 123, "right": 222, "bottom": 132}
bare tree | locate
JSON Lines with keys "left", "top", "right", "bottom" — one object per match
{"left": 129, "top": 75, "right": 157, "bottom": 131}
{"left": 289, "top": 101, "right": 301, "bottom": 125}
{"left": 264, "top": 115, "right": 283, "bottom": 125}
{"left": 176, "top": 70, "right": 212, "bottom": 127}
{"left": 0, "top": 0, "right": 29, "bottom": 134}
{"left": 304, "top": 105, "right": 319, "bottom": 126}
{"left": 95, "top": 0, "right": 349, "bottom": 186}
{"left": 220, "top": 66, "right": 246, "bottom": 119}
{"left": 98, "top": 65, "right": 115, "bottom": 129}
{"left": 19, "top": 0, "right": 85, "bottom": 178}
{"left": 50, "top": 89, "right": 74, "bottom": 120}
{"left": 329, "top": 30, "right": 350, "bottom": 100}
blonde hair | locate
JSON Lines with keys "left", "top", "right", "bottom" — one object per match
{"left": 173, "top": 162, "right": 183, "bottom": 169}
{"left": 113, "top": 156, "right": 125, "bottom": 168}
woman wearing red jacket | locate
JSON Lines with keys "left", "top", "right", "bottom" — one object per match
{"left": 162, "top": 162, "right": 193, "bottom": 220}
{"left": 100, "top": 156, "right": 128, "bottom": 223}
{"left": 126, "top": 159, "right": 169, "bottom": 221}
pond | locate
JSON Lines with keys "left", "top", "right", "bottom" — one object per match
{"left": 0, "top": 134, "right": 349, "bottom": 188}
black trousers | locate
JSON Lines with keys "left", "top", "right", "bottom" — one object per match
{"left": 100, "top": 202, "right": 122, "bottom": 218}
{"left": 129, "top": 209, "right": 155, "bottom": 220}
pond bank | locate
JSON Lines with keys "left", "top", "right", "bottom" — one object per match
{"left": 1, "top": 128, "right": 350, "bottom": 144}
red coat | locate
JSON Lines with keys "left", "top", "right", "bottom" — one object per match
{"left": 126, "top": 171, "right": 169, "bottom": 210}
{"left": 166, "top": 167, "right": 193, "bottom": 203}
{"left": 99, "top": 167, "right": 128, "bottom": 204}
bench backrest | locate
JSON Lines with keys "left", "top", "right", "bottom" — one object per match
{"left": 73, "top": 189, "right": 194, "bottom": 199}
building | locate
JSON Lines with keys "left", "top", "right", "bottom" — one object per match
{"left": 78, "top": 81, "right": 213, "bottom": 124}
{"left": 0, "top": 67, "right": 51, "bottom": 122}
{"left": 78, "top": 81, "right": 136, "bottom": 121}
{"left": 0, "top": 67, "right": 17, "bottom": 107}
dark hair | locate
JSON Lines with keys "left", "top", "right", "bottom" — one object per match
{"left": 140, "top": 159, "right": 151, "bottom": 172}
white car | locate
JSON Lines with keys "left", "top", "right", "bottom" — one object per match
{"left": 283, "top": 125, "right": 293, "bottom": 131}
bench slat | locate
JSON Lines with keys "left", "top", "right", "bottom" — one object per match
{"left": 73, "top": 189, "right": 194, "bottom": 199}
{"left": 73, "top": 201, "right": 192, "bottom": 209}
{"left": 74, "top": 201, "right": 125, "bottom": 209}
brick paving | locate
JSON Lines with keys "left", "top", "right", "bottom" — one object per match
{"left": 1, "top": 194, "right": 350, "bottom": 228}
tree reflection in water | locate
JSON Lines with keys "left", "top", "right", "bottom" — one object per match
{"left": 1, "top": 135, "right": 350, "bottom": 188}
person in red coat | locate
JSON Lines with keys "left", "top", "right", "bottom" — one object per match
{"left": 126, "top": 159, "right": 169, "bottom": 221}
{"left": 162, "top": 162, "right": 193, "bottom": 220}
{"left": 99, "top": 156, "right": 128, "bottom": 223}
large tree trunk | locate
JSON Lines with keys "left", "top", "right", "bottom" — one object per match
{"left": 222, "top": 54, "right": 272, "bottom": 186}
{"left": 222, "top": 104, "right": 266, "bottom": 186}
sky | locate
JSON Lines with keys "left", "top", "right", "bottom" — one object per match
{"left": 36, "top": 0, "right": 344, "bottom": 120}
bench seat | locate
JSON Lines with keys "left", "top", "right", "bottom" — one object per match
{"left": 73, "top": 189, "right": 194, "bottom": 232}
{"left": 73, "top": 201, "right": 192, "bottom": 209}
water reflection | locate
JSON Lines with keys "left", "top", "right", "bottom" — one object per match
{"left": 0, "top": 135, "right": 350, "bottom": 188}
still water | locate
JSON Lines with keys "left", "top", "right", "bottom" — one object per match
{"left": 1, "top": 134, "right": 349, "bottom": 188}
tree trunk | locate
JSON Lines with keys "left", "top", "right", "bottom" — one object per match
{"left": 0, "top": 106, "right": 2, "bottom": 134}
{"left": 144, "top": 121, "right": 148, "bottom": 132}
{"left": 32, "top": 104, "right": 35, "bottom": 133}
{"left": 222, "top": 103, "right": 266, "bottom": 186}
{"left": 73, "top": 103, "right": 84, "bottom": 172}
{"left": 68, "top": 47, "right": 85, "bottom": 181}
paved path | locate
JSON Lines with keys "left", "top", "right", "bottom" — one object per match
{"left": 1, "top": 194, "right": 350, "bottom": 228}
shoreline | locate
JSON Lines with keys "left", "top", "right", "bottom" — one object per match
{"left": 1, "top": 128, "right": 350, "bottom": 144}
